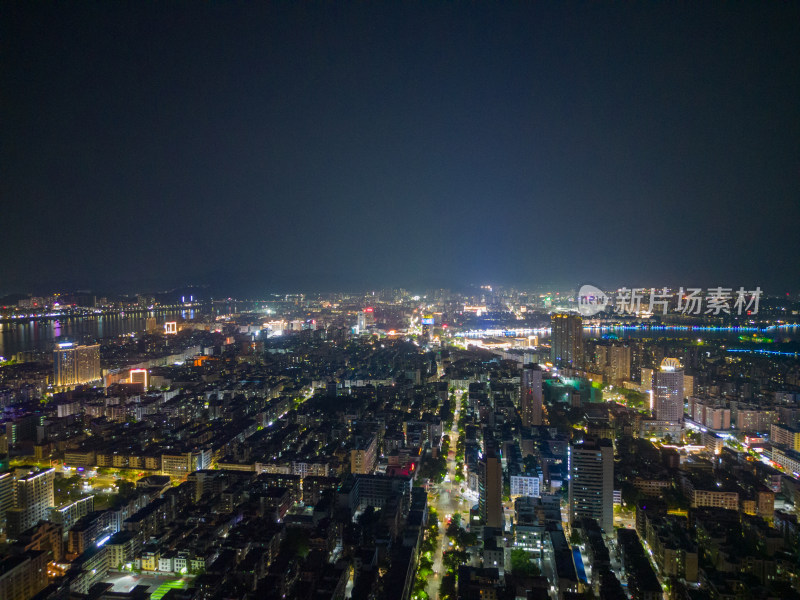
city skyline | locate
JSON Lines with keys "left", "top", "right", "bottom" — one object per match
{"left": 0, "top": 281, "right": 794, "bottom": 304}
{"left": 0, "top": 272, "right": 799, "bottom": 598}
{"left": 3, "top": 4, "right": 800, "bottom": 599}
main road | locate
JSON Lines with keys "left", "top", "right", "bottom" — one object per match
{"left": 425, "top": 390, "right": 471, "bottom": 600}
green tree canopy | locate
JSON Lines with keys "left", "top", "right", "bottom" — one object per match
{"left": 510, "top": 549, "right": 540, "bottom": 577}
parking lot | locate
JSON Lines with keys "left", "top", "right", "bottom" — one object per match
{"left": 103, "top": 573, "right": 187, "bottom": 595}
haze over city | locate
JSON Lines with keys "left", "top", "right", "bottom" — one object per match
{"left": 3, "top": 3, "right": 799, "bottom": 295}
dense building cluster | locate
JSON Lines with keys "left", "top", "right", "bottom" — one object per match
{"left": 0, "top": 287, "right": 798, "bottom": 599}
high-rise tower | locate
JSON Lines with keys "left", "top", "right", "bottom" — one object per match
{"left": 5, "top": 468, "right": 55, "bottom": 539}
{"left": 654, "top": 358, "right": 684, "bottom": 422}
{"left": 569, "top": 437, "right": 613, "bottom": 532}
{"left": 53, "top": 343, "right": 100, "bottom": 387}
{"left": 520, "top": 363, "right": 543, "bottom": 427}
{"left": 478, "top": 442, "right": 503, "bottom": 529}
{"left": 550, "top": 313, "right": 583, "bottom": 369}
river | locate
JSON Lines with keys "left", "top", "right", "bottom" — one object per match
{"left": 3, "top": 314, "right": 798, "bottom": 360}
{"left": 0, "top": 310, "right": 198, "bottom": 358}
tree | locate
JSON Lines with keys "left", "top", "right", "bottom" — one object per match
{"left": 411, "top": 585, "right": 429, "bottom": 600}
{"left": 620, "top": 483, "right": 643, "bottom": 508}
{"left": 459, "top": 530, "right": 478, "bottom": 548}
{"left": 684, "top": 430, "right": 700, "bottom": 444}
{"left": 663, "top": 487, "right": 689, "bottom": 511}
{"left": 439, "top": 573, "right": 456, "bottom": 600}
{"left": 510, "top": 549, "right": 540, "bottom": 577}
{"left": 442, "top": 549, "right": 468, "bottom": 572}
{"left": 569, "top": 529, "right": 582, "bottom": 545}
{"left": 418, "top": 555, "right": 433, "bottom": 573}
{"left": 54, "top": 474, "right": 83, "bottom": 504}
{"left": 523, "top": 455, "right": 538, "bottom": 473}
{"left": 428, "top": 509, "right": 439, "bottom": 529}
{"left": 566, "top": 407, "right": 585, "bottom": 426}
{"left": 282, "top": 527, "right": 311, "bottom": 558}
{"left": 445, "top": 514, "right": 462, "bottom": 538}
{"left": 116, "top": 479, "right": 136, "bottom": 498}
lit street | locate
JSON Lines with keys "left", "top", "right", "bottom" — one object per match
{"left": 426, "top": 390, "right": 470, "bottom": 600}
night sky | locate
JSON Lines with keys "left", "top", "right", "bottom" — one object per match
{"left": 3, "top": 3, "right": 799, "bottom": 295}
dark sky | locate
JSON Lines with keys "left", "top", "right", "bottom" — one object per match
{"left": 3, "top": 3, "right": 799, "bottom": 295}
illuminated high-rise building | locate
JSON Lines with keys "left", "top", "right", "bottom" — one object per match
{"left": 606, "top": 344, "right": 631, "bottom": 383}
{"left": 421, "top": 314, "right": 434, "bottom": 342}
{"left": 145, "top": 317, "right": 159, "bottom": 334}
{"left": 53, "top": 343, "right": 101, "bottom": 387}
{"left": 350, "top": 436, "right": 377, "bottom": 475}
{"left": 592, "top": 342, "right": 631, "bottom": 382}
{"left": 5, "top": 468, "right": 55, "bottom": 539}
{"left": 356, "top": 308, "right": 375, "bottom": 334}
{"left": 569, "top": 437, "right": 613, "bottom": 532}
{"left": 53, "top": 344, "right": 76, "bottom": 387}
{"left": 640, "top": 367, "right": 654, "bottom": 391}
{"left": 684, "top": 374, "right": 694, "bottom": 398}
{"left": 478, "top": 442, "right": 503, "bottom": 528}
{"left": 76, "top": 344, "right": 100, "bottom": 383}
{"left": 0, "top": 549, "right": 49, "bottom": 600}
{"left": 0, "top": 471, "right": 13, "bottom": 534}
{"left": 520, "top": 363, "right": 543, "bottom": 427}
{"left": 550, "top": 313, "right": 583, "bottom": 369}
{"left": 654, "top": 358, "right": 684, "bottom": 423}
